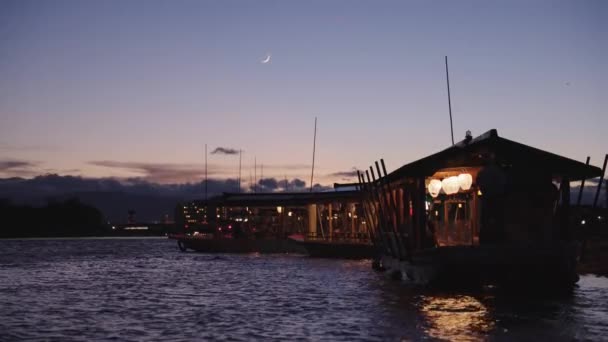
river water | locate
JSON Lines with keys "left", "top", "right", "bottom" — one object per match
{"left": 0, "top": 238, "right": 607, "bottom": 341}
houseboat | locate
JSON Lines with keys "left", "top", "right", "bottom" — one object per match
{"left": 360, "top": 129, "right": 602, "bottom": 289}
{"left": 170, "top": 190, "right": 370, "bottom": 257}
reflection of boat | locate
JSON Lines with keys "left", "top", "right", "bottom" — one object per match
{"left": 288, "top": 234, "right": 375, "bottom": 259}
{"left": 169, "top": 233, "right": 306, "bottom": 254}
{"left": 361, "top": 129, "right": 603, "bottom": 290}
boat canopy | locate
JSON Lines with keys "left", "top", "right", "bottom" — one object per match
{"left": 385, "top": 129, "right": 601, "bottom": 182}
{"left": 210, "top": 190, "right": 362, "bottom": 207}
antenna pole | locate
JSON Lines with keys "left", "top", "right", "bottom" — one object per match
{"left": 254, "top": 157, "right": 257, "bottom": 193}
{"left": 445, "top": 56, "right": 455, "bottom": 145}
{"left": 310, "top": 117, "right": 317, "bottom": 192}
{"left": 204, "top": 143, "right": 208, "bottom": 200}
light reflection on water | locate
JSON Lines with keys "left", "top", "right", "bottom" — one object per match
{"left": 420, "top": 295, "right": 494, "bottom": 341}
{"left": 0, "top": 238, "right": 607, "bottom": 341}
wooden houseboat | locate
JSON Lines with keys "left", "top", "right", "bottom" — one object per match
{"left": 359, "top": 129, "right": 602, "bottom": 289}
{"left": 170, "top": 190, "right": 372, "bottom": 257}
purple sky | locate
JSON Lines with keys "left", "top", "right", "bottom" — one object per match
{"left": 1, "top": 0, "right": 606, "bottom": 186}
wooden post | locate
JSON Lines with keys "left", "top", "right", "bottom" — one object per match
{"left": 367, "top": 169, "right": 395, "bottom": 257}
{"left": 328, "top": 203, "right": 333, "bottom": 240}
{"left": 358, "top": 171, "right": 380, "bottom": 248}
{"left": 593, "top": 154, "right": 608, "bottom": 208}
{"left": 577, "top": 156, "right": 590, "bottom": 206}
{"left": 415, "top": 177, "right": 427, "bottom": 249}
{"left": 561, "top": 178, "right": 571, "bottom": 240}
{"left": 379, "top": 160, "right": 408, "bottom": 259}
{"left": 351, "top": 203, "right": 356, "bottom": 237}
{"left": 371, "top": 165, "right": 401, "bottom": 258}
{"left": 307, "top": 204, "right": 317, "bottom": 238}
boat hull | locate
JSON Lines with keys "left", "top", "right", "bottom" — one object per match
{"left": 173, "top": 236, "right": 306, "bottom": 254}
{"left": 379, "top": 243, "right": 580, "bottom": 290}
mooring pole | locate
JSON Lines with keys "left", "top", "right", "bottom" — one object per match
{"left": 577, "top": 156, "right": 590, "bottom": 206}
{"left": 310, "top": 117, "right": 317, "bottom": 192}
{"left": 593, "top": 154, "right": 608, "bottom": 208}
{"left": 445, "top": 56, "right": 455, "bottom": 145}
{"left": 204, "top": 143, "right": 208, "bottom": 200}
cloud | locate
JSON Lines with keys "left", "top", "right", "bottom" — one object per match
{"left": 0, "top": 159, "right": 40, "bottom": 177}
{"left": 211, "top": 147, "right": 239, "bottom": 155}
{"left": 248, "top": 177, "right": 310, "bottom": 192}
{"left": 0, "top": 174, "right": 244, "bottom": 222}
{"left": 0, "top": 160, "right": 37, "bottom": 171}
{"left": 258, "top": 178, "right": 279, "bottom": 191}
{"left": 89, "top": 160, "right": 231, "bottom": 183}
{"left": 328, "top": 167, "right": 359, "bottom": 179}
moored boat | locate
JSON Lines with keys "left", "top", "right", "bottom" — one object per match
{"left": 169, "top": 233, "right": 306, "bottom": 254}
{"left": 360, "top": 129, "right": 603, "bottom": 290}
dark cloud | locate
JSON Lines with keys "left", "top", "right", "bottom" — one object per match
{"left": 329, "top": 167, "right": 358, "bottom": 178}
{"left": 571, "top": 182, "right": 607, "bottom": 206}
{"left": 211, "top": 147, "right": 239, "bottom": 155}
{"left": 311, "top": 183, "right": 333, "bottom": 192}
{"left": 0, "top": 159, "right": 40, "bottom": 177}
{"left": 0, "top": 174, "right": 243, "bottom": 222}
{"left": 263, "top": 164, "right": 311, "bottom": 170}
{"left": 258, "top": 178, "right": 279, "bottom": 191}
{"left": 89, "top": 160, "right": 231, "bottom": 183}
{"left": 0, "top": 160, "right": 37, "bottom": 171}
{"left": 248, "top": 177, "right": 310, "bottom": 192}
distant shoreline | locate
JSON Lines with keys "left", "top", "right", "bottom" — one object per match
{"left": 0, "top": 235, "right": 168, "bottom": 240}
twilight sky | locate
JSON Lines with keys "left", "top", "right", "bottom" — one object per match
{"left": 0, "top": 0, "right": 606, "bottom": 187}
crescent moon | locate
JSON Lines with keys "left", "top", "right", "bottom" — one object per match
{"left": 261, "top": 55, "right": 271, "bottom": 64}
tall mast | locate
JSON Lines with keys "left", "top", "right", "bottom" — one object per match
{"left": 238, "top": 149, "right": 242, "bottom": 193}
{"left": 310, "top": 116, "right": 317, "bottom": 192}
{"left": 204, "top": 143, "right": 208, "bottom": 200}
{"left": 254, "top": 156, "right": 257, "bottom": 193}
{"left": 445, "top": 56, "right": 455, "bottom": 145}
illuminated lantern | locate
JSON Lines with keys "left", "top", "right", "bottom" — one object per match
{"left": 427, "top": 179, "right": 442, "bottom": 198}
{"left": 457, "top": 173, "right": 473, "bottom": 191}
{"left": 442, "top": 176, "right": 460, "bottom": 195}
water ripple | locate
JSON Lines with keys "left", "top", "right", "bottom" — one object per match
{"left": 1, "top": 238, "right": 607, "bottom": 341}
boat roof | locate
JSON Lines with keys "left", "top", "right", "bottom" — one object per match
{"left": 202, "top": 190, "right": 362, "bottom": 207}
{"left": 385, "top": 129, "right": 602, "bottom": 182}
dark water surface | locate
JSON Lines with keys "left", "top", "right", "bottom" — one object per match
{"left": 1, "top": 238, "right": 607, "bottom": 341}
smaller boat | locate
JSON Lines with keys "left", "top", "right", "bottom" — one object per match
{"left": 169, "top": 231, "right": 305, "bottom": 254}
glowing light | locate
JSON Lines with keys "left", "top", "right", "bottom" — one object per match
{"left": 477, "top": 189, "right": 482, "bottom": 196}
{"left": 581, "top": 220, "right": 586, "bottom": 225}
{"left": 276, "top": 206, "right": 283, "bottom": 214}
{"left": 442, "top": 176, "right": 460, "bottom": 195}
{"left": 457, "top": 173, "right": 473, "bottom": 191}
{"left": 428, "top": 179, "right": 442, "bottom": 198}
{"left": 458, "top": 203, "right": 462, "bottom": 208}
{"left": 288, "top": 211, "right": 293, "bottom": 217}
